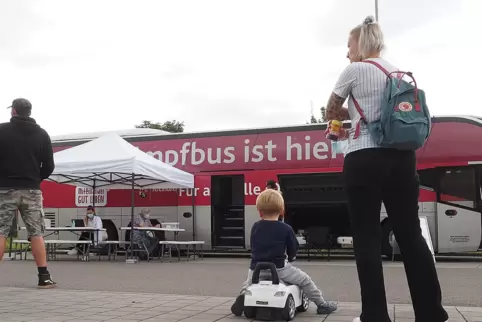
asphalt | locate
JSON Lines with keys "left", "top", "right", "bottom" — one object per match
{"left": 1, "top": 257, "right": 482, "bottom": 307}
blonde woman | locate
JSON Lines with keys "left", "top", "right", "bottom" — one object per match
{"left": 325, "top": 16, "right": 448, "bottom": 322}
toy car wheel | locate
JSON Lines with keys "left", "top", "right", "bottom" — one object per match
{"left": 297, "top": 292, "right": 309, "bottom": 312}
{"left": 281, "top": 294, "right": 296, "bottom": 321}
{"left": 244, "top": 306, "right": 256, "bottom": 319}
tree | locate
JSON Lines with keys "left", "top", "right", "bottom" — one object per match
{"left": 135, "top": 120, "right": 185, "bottom": 133}
{"left": 307, "top": 106, "right": 327, "bottom": 124}
{"left": 320, "top": 106, "right": 327, "bottom": 122}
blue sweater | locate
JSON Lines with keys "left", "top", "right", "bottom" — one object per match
{"left": 249, "top": 220, "right": 299, "bottom": 270}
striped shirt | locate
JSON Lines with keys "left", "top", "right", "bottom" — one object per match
{"left": 332, "top": 58, "right": 399, "bottom": 156}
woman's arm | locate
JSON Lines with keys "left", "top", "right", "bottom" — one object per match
{"left": 326, "top": 93, "right": 349, "bottom": 121}
{"left": 326, "top": 63, "right": 358, "bottom": 121}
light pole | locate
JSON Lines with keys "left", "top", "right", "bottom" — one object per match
{"left": 375, "top": 0, "right": 379, "bottom": 21}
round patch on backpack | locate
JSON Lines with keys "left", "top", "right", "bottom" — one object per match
{"left": 398, "top": 102, "right": 413, "bottom": 112}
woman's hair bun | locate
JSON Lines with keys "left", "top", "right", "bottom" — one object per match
{"left": 363, "top": 15, "right": 375, "bottom": 25}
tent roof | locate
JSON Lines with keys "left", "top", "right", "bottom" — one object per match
{"left": 48, "top": 132, "right": 194, "bottom": 189}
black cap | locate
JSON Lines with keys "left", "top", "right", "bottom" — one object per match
{"left": 7, "top": 98, "right": 32, "bottom": 116}
{"left": 87, "top": 205, "right": 95, "bottom": 211}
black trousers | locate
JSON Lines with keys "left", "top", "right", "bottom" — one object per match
{"left": 343, "top": 148, "right": 448, "bottom": 322}
{"left": 76, "top": 232, "right": 94, "bottom": 254}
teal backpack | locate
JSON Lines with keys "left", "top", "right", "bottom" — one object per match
{"left": 351, "top": 60, "right": 431, "bottom": 151}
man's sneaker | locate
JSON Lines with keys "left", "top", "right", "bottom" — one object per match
{"left": 230, "top": 294, "right": 245, "bottom": 316}
{"left": 353, "top": 318, "right": 361, "bottom": 322}
{"left": 67, "top": 248, "right": 77, "bottom": 256}
{"left": 38, "top": 274, "right": 57, "bottom": 289}
{"left": 317, "top": 301, "right": 338, "bottom": 314}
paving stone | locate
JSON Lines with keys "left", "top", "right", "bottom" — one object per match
{"left": 0, "top": 287, "right": 480, "bottom": 321}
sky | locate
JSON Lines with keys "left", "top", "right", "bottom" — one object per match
{"left": 0, "top": 0, "right": 479, "bottom": 136}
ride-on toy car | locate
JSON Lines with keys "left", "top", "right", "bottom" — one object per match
{"left": 243, "top": 262, "right": 309, "bottom": 321}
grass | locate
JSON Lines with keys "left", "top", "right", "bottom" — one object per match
{"left": 4, "top": 237, "right": 30, "bottom": 251}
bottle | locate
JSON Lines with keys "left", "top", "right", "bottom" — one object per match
{"left": 71, "top": 219, "right": 75, "bottom": 228}
{"left": 325, "top": 120, "right": 343, "bottom": 141}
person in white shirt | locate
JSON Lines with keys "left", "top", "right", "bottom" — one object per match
{"left": 325, "top": 16, "right": 448, "bottom": 322}
{"left": 67, "top": 205, "right": 107, "bottom": 256}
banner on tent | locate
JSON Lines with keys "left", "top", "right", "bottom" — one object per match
{"left": 75, "top": 187, "right": 108, "bottom": 207}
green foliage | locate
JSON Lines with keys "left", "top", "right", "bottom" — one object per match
{"left": 308, "top": 106, "right": 327, "bottom": 124}
{"left": 135, "top": 120, "right": 185, "bottom": 133}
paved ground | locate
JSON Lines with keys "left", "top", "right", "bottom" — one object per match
{"left": 1, "top": 258, "right": 482, "bottom": 306}
{"left": 0, "top": 286, "right": 481, "bottom": 322}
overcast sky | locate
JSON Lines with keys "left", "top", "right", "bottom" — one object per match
{"left": 0, "top": 0, "right": 479, "bottom": 136}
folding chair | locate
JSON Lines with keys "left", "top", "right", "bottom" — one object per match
{"left": 303, "top": 226, "right": 333, "bottom": 261}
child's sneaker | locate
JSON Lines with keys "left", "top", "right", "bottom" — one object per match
{"left": 317, "top": 301, "right": 337, "bottom": 314}
{"left": 38, "top": 274, "right": 57, "bottom": 289}
{"left": 230, "top": 294, "right": 245, "bottom": 316}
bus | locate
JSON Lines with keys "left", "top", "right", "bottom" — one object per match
{"left": 37, "top": 116, "right": 482, "bottom": 256}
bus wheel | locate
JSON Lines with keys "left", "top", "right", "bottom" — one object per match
{"left": 381, "top": 219, "right": 394, "bottom": 258}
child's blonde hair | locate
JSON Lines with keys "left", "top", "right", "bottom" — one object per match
{"left": 256, "top": 189, "right": 284, "bottom": 216}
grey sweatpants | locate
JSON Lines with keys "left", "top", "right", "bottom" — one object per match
{"left": 239, "top": 263, "right": 325, "bottom": 306}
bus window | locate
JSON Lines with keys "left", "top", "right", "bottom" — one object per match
{"left": 439, "top": 167, "right": 478, "bottom": 210}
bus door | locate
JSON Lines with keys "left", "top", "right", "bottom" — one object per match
{"left": 436, "top": 166, "right": 482, "bottom": 253}
{"left": 479, "top": 166, "right": 482, "bottom": 249}
{"left": 210, "top": 175, "right": 245, "bottom": 249}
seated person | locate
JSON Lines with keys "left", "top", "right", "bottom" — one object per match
{"left": 67, "top": 205, "right": 107, "bottom": 256}
{"left": 231, "top": 189, "right": 337, "bottom": 316}
{"left": 133, "top": 208, "right": 160, "bottom": 258}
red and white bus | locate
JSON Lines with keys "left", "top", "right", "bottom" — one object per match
{"left": 37, "top": 116, "right": 482, "bottom": 256}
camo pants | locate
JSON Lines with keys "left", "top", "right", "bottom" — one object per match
{"left": 0, "top": 189, "right": 45, "bottom": 238}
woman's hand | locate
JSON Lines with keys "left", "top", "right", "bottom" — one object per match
{"left": 338, "top": 128, "right": 350, "bottom": 141}
{"left": 325, "top": 121, "right": 350, "bottom": 141}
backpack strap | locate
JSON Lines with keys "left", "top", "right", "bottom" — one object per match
{"left": 349, "top": 60, "right": 391, "bottom": 139}
{"left": 363, "top": 60, "right": 391, "bottom": 76}
{"left": 365, "top": 60, "right": 421, "bottom": 112}
{"left": 349, "top": 94, "right": 366, "bottom": 139}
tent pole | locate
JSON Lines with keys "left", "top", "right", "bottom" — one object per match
{"left": 191, "top": 191, "right": 195, "bottom": 241}
{"left": 92, "top": 180, "right": 96, "bottom": 208}
{"left": 92, "top": 180, "right": 97, "bottom": 244}
{"left": 130, "top": 173, "right": 135, "bottom": 261}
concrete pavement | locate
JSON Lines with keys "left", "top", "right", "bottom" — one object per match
{"left": 1, "top": 258, "right": 482, "bottom": 321}
{"left": 1, "top": 258, "right": 482, "bottom": 306}
{"left": 0, "top": 287, "right": 480, "bottom": 322}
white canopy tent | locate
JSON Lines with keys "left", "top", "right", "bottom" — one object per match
{"left": 49, "top": 132, "right": 193, "bottom": 190}
{"left": 48, "top": 133, "right": 194, "bottom": 261}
